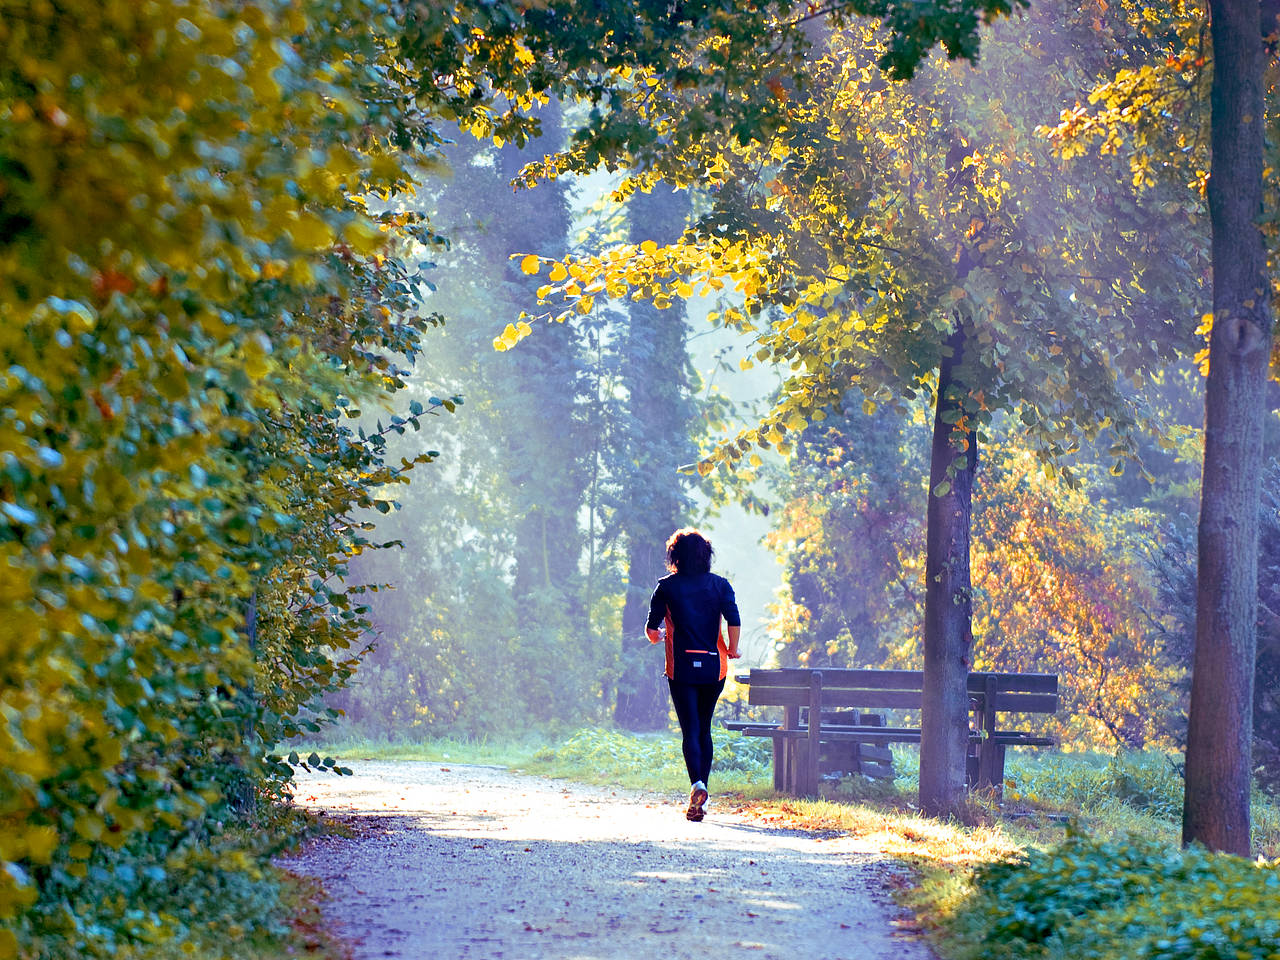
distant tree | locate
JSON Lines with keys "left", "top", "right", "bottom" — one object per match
{"left": 765, "top": 404, "right": 927, "bottom": 669}
{"left": 613, "top": 185, "right": 702, "bottom": 730}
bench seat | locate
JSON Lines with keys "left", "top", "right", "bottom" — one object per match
{"left": 726, "top": 667, "right": 1058, "bottom": 796}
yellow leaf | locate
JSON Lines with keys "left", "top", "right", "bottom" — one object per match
{"left": 519, "top": 254, "right": 540, "bottom": 275}
{"left": 289, "top": 212, "right": 334, "bottom": 250}
{"left": 549, "top": 262, "right": 568, "bottom": 281}
{"left": 640, "top": 240, "right": 658, "bottom": 255}
{"left": 343, "top": 218, "right": 383, "bottom": 256}
{"left": 24, "top": 826, "right": 58, "bottom": 864}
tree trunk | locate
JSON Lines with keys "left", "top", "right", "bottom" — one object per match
{"left": 919, "top": 325, "right": 977, "bottom": 818}
{"left": 614, "top": 540, "right": 671, "bottom": 729}
{"left": 612, "top": 183, "right": 695, "bottom": 729}
{"left": 1184, "top": 0, "right": 1274, "bottom": 855}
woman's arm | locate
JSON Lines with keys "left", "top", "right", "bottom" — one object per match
{"left": 726, "top": 624, "right": 742, "bottom": 658}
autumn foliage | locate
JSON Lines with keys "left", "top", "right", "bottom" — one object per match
{"left": 767, "top": 420, "right": 1183, "bottom": 752}
{"left": 0, "top": 1, "right": 433, "bottom": 954}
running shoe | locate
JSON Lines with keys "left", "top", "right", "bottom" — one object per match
{"left": 686, "top": 781, "right": 708, "bottom": 822}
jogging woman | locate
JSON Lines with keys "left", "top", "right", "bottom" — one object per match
{"left": 645, "top": 527, "right": 741, "bottom": 822}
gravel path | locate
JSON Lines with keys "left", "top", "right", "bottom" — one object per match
{"left": 287, "top": 760, "right": 934, "bottom": 960}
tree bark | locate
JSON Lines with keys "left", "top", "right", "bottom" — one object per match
{"left": 919, "top": 325, "right": 977, "bottom": 818}
{"left": 613, "top": 183, "right": 695, "bottom": 730}
{"left": 614, "top": 539, "right": 672, "bottom": 728}
{"left": 1184, "top": 0, "right": 1274, "bottom": 854}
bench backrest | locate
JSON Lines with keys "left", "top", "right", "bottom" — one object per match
{"left": 743, "top": 668, "right": 1058, "bottom": 715}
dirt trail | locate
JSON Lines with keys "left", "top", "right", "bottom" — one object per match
{"left": 288, "top": 760, "right": 934, "bottom": 960}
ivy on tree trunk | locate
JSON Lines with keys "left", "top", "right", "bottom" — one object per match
{"left": 920, "top": 324, "right": 978, "bottom": 818}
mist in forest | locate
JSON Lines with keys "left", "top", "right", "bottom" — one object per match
{"left": 324, "top": 16, "right": 1280, "bottom": 758}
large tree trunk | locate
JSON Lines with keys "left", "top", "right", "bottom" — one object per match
{"left": 614, "top": 540, "right": 671, "bottom": 728}
{"left": 1184, "top": 0, "right": 1274, "bottom": 854}
{"left": 613, "top": 183, "right": 695, "bottom": 730}
{"left": 493, "top": 108, "right": 584, "bottom": 615}
{"left": 919, "top": 325, "right": 977, "bottom": 818}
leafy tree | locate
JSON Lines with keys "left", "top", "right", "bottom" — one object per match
{"left": 968, "top": 447, "right": 1182, "bottom": 748}
{"left": 769, "top": 412, "right": 1185, "bottom": 750}
{"left": 516, "top": 3, "right": 1201, "bottom": 814}
{"left": 764, "top": 403, "right": 927, "bottom": 670}
{"left": 0, "top": 0, "right": 446, "bottom": 951}
{"left": 1050, "top": 0, "right": 1279, "bottom": 854}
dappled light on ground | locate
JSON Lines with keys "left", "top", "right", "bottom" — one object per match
{"left": 289, "top": 760, "right": 933, "bottom": 960}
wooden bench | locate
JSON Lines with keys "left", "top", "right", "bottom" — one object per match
{"left": 723, "top": 668, "right": 1057, "bottom": 796}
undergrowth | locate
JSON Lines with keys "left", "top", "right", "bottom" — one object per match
{"left": 6, "top": 802, "right": 343, "bottom": 960}
{"left": 917, "top": 832, "right": 1280, "bottom": 960}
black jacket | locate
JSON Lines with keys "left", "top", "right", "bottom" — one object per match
{"left": 647, "top": 572, "right": 740, "bottom": 682}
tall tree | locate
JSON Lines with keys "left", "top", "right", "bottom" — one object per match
{"left": 613, "top": 184, "right": 700, "bottom": 729}
{"left": 519, "top": 6, "right": 1200, "bottom": 813}
{"left": 1184, "top": 0, "right": 1275, "bottom": 853}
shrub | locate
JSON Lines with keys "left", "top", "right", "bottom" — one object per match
{"left": 942, "top": 832, "right": 1280, "bottom": 960}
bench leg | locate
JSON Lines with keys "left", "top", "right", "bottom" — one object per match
{"left": 975, "top": 740, "right": 1007, "bottom": 795}
{"left": 777, "top": 704, "right": 799, "bottom": 793}
{"left": 803, "top": 673, "right": 822, "bottom": 797}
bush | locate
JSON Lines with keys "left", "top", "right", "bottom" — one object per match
{"left": 942, "top": 833, "right": 1280, "bottom": 960}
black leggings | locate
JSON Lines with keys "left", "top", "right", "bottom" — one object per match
{"left": 668, "top": 678, "right": 725, "bottom": 786}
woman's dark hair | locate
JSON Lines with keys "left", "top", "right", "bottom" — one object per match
{"left": 665, "top": 527, "right": 713, "bottom": 575}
